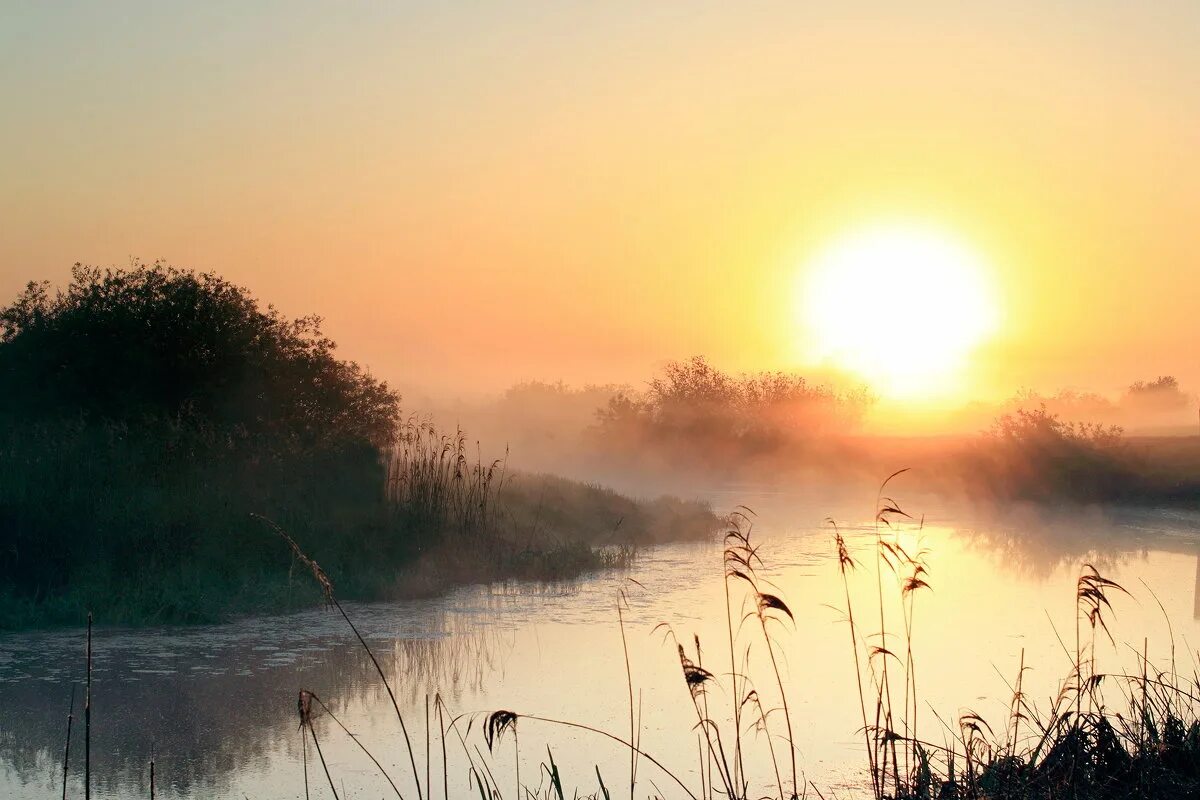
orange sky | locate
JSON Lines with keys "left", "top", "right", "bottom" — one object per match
{"left": 2, "top": 3, "right": 1197, "bottom": 411}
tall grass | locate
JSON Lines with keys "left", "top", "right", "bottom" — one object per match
{"left": 383, "top": 419, "right": 506, "bottom": 541}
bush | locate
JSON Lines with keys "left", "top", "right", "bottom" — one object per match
{"left": 593, "top": 356, "right": 872, "bottom": 469}
{"left": 972, "top": 404, "right": 1131, "bottom": 502}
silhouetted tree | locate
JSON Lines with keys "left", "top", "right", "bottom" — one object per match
{"left": 1124, "top": 375, "right": 1189, "bottom": 413}
{"left": 0, "top": 263, "right": 403, "bottom": 619}
{"left": 0, "top": 262, "right": 399, "bottom": 449}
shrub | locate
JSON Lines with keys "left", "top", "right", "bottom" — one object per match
{"left": 593, "top": 356, "right": 872, "bottom": 468}
{"left": 974, "top": 404, "right": 1130, "bottom": 502}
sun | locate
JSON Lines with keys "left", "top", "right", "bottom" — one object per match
{"left": 798, "top": 223, "right": 999, "bottom": 400}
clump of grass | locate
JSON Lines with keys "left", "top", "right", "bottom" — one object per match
{"left": 831, "top": 479, "right": 1200, "bottom": 800}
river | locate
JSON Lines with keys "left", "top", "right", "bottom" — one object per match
{"left": 4, "top": 491, "right": 1200, "bottom": 799}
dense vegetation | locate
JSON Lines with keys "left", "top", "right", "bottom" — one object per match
{"left": 954, "top": 401, "right": 1200, "bottom": 505}
{"left": 591, "top": 356, "right": 874, "bottom": 472}
{"left": 0, "top": 264, "right": 717, "bottom": 628}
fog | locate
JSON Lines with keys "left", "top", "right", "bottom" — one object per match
{"left": 399, "top": 357, "right": 1198, "bottom": 510}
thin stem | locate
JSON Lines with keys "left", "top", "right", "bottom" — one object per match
{"left": 617, "top": 598, "right": 638, "bottom": 800}
{"left": 302, "top": 725, "right": 310, "bottom": 800}
{"left": 724, "top": 569, "right": 745, "bottom": 795}
{"left": 62, "top": 685, "right": 75, "bottom": 800}
{"left": 307, "top": 722, "right": 341, "bottom": 800}
{"left": 333, "top": 599, "right": 424, "bottom": 800}
{"left": 425, "top": 695, "right": 431, "bottom": 800}
{"left": 310, "top": 694, "right": 405, "bottom": 799}
{"left": 85, "top": 612, "right": 92, "bottom": 800}
{"left": 516, "top": 714, "right": 700, "bottom": 800}
{"left": 839, "top": 558, "right": 878, "bottom": 799}
{"left": 437, "top": 695, "right": 448, "bottom": 800}
{"left": 759, "top": 614, "right": 797, "bottom": 799}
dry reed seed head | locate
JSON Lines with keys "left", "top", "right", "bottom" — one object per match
{"left": 297, "top": 690, "right": 316, "bottom": 729}
{"left": 757, "top": 592, "right": 794, "bottom": 623}
{"left": 877, "top": 538, "right": 912, "bottom": 573}
{"left": 877, "top": 728, "right": 904, "bottom": 744}
{"left": 726, "top": 566, "right": 755, "bottom": 587}
{"left": 833, "top": 530, "right": 857, "bottom": 573}
{"left": 484, "top": 710, "right": 518, "bottom": 751}
{"left": 254, "top": 514, "right": 335, "bottom": 605}
{"left": 875, "top": 493, "right": 912, "bottom": 528}
{"left": 1076, "top": 564, "right": 1128, "bottom": 643}
{"left": 724, "top": 529, "right": 751, "bottom": 549}
{"left": 959, "top": 712, "right": 994, "bottom": 738}
{"left": 902, "top": 566, "right": 933, "bottom": 596}
{"left": 676, "top": 644, "right": 715, "bottom": 697}
{"left": 869, "top": 645, "right": 900, "bottom": 665}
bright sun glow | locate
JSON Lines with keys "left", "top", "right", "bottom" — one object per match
{"left": 800, "top": 224, "right": 999, "bottom": 400}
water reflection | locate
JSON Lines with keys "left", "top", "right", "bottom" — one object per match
{"left": 955, "top": 503, "right": 1200, "bottom": 577}
{"left": 0, "top": 601, "right": 512, "bottom": 798}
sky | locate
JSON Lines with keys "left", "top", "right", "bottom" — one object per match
{"left": 2, "top": 1, "right": 1198, "bottom": 410}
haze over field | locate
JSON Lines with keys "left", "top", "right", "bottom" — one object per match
{"left": 4, "top": 2, "right": 1199, "bottom": 420}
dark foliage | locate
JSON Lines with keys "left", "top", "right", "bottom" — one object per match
{"left": 0, "top": 262, "right": 399, "bottom": 448}
{"left": 967, "top": 404, "right": 1135, "bottom": 503}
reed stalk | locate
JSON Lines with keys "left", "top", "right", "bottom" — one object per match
{"left": 61, "top": 685, "right": 75, "bottom": 800}
{"left": 85, "top": 611, "right": 92, "bottom": 800}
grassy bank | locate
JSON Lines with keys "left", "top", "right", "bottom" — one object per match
{"left": 0, "top": 418, "right": 718, "bottom": 629}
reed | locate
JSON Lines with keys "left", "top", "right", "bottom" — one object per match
{"left": 617, "top": 589, "right": 639, "bottom": 800}
{"left": 84, "top": 611, "right": 91, "bottom": 800}
{"left": 832, "top": 521, "right": 876, "bottom": 798}
{"left": 726, "top": 523, "right": 798, "bottom": 799}
{"left": 259, "top": 515, "right": 424, "bottom": 800}
{"left": 298, "top": 690, "right": 340, "bottom": 800}
{"left": 308, "top": 691, "right": 406, "bottom": 799}
{"left": 61, "top": 685, "right": 74, "bottom": 800}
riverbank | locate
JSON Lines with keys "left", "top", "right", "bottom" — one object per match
{"left": 0, "top": 465, "right": 719, "bottom": 630}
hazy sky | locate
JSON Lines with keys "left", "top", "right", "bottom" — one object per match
{"left": 3, "top": 2, "right": 1197, "bottom": 406}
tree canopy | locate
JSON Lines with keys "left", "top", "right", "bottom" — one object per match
{"left": 0, "top": 263, "right": 399, "bottom": 449}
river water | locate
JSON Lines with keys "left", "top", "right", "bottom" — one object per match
{"left": 4, "top": 491, "right": 1200, "bottom": 799}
